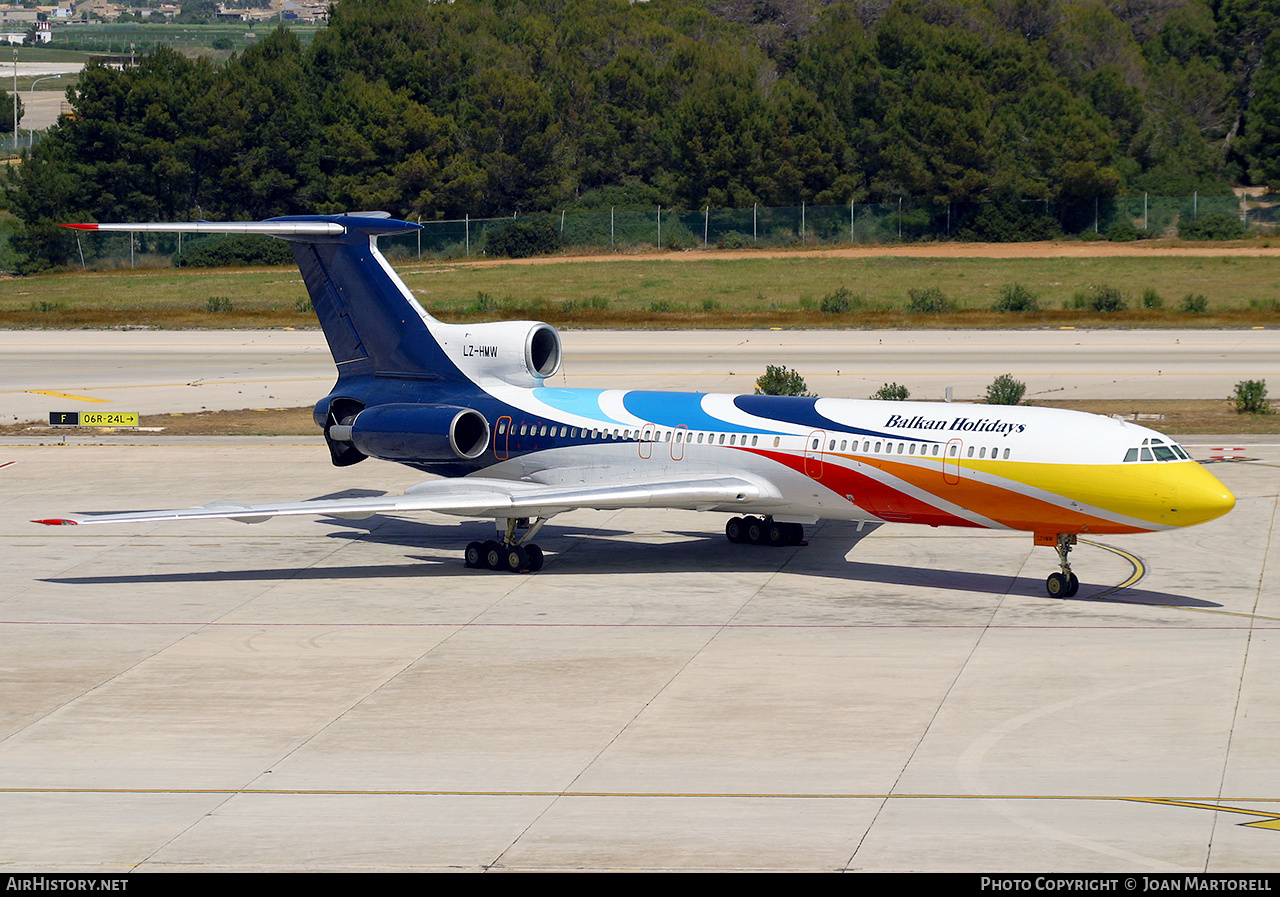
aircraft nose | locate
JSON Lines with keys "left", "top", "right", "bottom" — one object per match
{"left": 1169, "top": 462, "right": 1235, "bottom": 526}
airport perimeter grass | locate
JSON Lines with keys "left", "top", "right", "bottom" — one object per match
{"left": 4, "top": 247, "right": 1280, "bottom": 329}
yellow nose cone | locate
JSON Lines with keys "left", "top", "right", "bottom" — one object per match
{"left": 1169, "top": 462, "right": 1236, "bottom": 527}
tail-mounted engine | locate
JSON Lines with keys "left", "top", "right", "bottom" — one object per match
{"left": 427, "top": 320, "right": 562, "bottom": 388}
{"left": 327, "top": 403, "right": 491, "bottom": 463}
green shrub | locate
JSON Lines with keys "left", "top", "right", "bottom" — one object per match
{"left": 1141, "top": 288, "right": 1164, "bottom": 309}
{"left": 871, "top": 382, "right": 910, "bottom": 401}
{"left": 205, "top": 296, "right": 234, "bottom": 313}
{"left": 1180, "top": 293, "right": 1209, "bottom": 314}
{"left": 907, "top": 287, "right": 955, "bottom": 313}
{"left": 986, "top": 374, "right": 1026, "bottom": 405}
{"left": 820, "top": 286, "right": 861, "bottom": 314}
{"left": 176, "top": 235, "right": 294, "bottom": 268}
{"left": 294, "top": 296, "right": 313, "bottom": 314}
{"left": 649, "top": 299, "right": 678, "bottom": 313}
{"left": 1077, "top": 284, "right": 1126, "bottom": 312}
{"left": 994, "top": 283, "right": 1038, "bottom": 312}
{"left": 1233, "top": 380, "right": 1270, "bottom": 414}
{"left": 28, "top": 300, "right": 63, "bottom": 313}
{"left": 471, "top": 291, "right": 498, "bottom": 313}
{"left": 1107, "top": 221, "right": 1140, "bottom": 242}
{"left": 484, "top": 215, "right": 562, "bottom": 258}
{"left": 702, "top": 298, "right": 721, "bottom": 311}
{"left": 1178, "top": 212, "right": 1246, "bottom": 241}
{"left": 954, "top": 199, "right": 1062, "bottom": 242}
{"left": 755, "top": 365, "right": 813, "bottom": 397}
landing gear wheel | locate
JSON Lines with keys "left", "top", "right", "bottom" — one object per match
{"left": 525, "top": 543, "right": 544, "bottom": 572}
{"left": 504, "top": 545, "right": 528, "bottom": 573}
{"left": 464, "top": 541, "right": 484, "bottom": 568}
{"left": 746, "top": 517, "right": 766, "bottom": 545}
{"left": 725, "top": 517, "right": 745, "bottom": 544}
{"left": 483, "top": 540, "right": 503, "bottom": 571}
{"left": 1047, "top": 572, "right": 1080, "bottom": 598}
{"left": 767, "top": 522, "right": 788, "bottom": 546}
{"left": 787, "top": 523, "right": 805, "bottom": 545}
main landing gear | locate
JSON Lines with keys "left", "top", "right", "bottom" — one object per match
{"left": 465, "top": 517, "right": 547, "bottom": 573}
{"left": 1043, "top": 533, "right": 1080, "bottom": 598}
{"left": 725, "top": 515, "right": 806, "bottom": 547}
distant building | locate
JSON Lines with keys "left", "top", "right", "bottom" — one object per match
{"left": 1, "top": 19, "right": 51, "bottom": 43}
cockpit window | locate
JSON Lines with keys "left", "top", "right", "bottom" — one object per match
{"left": 1124, "top": 437, "right": 1192, "bottom": 462}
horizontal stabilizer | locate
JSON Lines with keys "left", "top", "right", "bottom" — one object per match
{"left": 63, "top": 221, "right": 347, "bottom": 236}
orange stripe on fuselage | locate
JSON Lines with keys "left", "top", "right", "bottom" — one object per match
{"left": 751, "top": 449, "right": 1150, "bottom": 535}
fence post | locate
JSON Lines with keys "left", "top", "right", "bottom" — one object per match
{"left": 753, "top": 203, "right": 757, "bottom": 243}
{"left": 657, "top": 206, "right": 661, "bottom": 249}
{"left": 610, "top": 206, "right": 614, "bottom": 251}
{"left": 465, "top": 214, "right": 469, "bottom": 257}
{"left": 703, "top": 206, "right": 708, "bottom": 247}
{"left": 850, "top": 199, "right": 854, "bottom": 242}
{"left": 1143, "top": 193, "right": 1147, "bottom": 231}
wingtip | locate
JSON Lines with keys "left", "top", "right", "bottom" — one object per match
{"left": 32, "top": 518, "right": 78, "bottom": 526}
{"left": 61, "top": 223, "right": 99, "bottom": 231}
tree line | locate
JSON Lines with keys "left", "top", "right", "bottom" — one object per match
{"left": 7, "top": 0, "right": 1279, "bottom": 270}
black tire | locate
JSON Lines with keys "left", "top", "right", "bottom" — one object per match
{"left": 1046, "top": 572, "right": 1067, "bottom": 598}
{"left": 786, "top": 523, "right": 805, "bottom": 545}
{"left": 726, "top": 517, "right": 745, "bottom": 543}
{"left": 464, "top": 541, "right": 484, "bottom": 568}
{"left": 504, "top": 545, "right": 527, "bottom": 573}
{"left": 483, "top": 540, "right": 503, "bottom": 571}
{"left": 746, "top": 517, "right": 766, "bottom": 545}
{"left": 526, "top": 544, "right": 544, "bottom": 572}
{"left": 1065, "top": 573, "right": 1080, "bottom": 597}
{"left": 767, "top": 523, "right": 787, "bottom": 546}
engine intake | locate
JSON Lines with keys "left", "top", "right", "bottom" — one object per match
{"left": 427, "top": 320, "right": 562, "bottom": 388}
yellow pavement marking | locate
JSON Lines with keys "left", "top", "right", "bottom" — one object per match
{"left": 1130, "top": 798, "right": 1280, "bottom": 831}
{"left": 24, "top": 390, "right": 109, "bottom": 403}
{"left": 1078, "top": 540, "right": 1145, "bottom": 600}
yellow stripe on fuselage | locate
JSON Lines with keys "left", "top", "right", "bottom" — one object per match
{"left": 848, "top": 453, "right": 1234, "bottom": 534}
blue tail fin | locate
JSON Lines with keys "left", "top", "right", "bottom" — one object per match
{"left": 271, "top": 214, "right": 464, "bottom": 383}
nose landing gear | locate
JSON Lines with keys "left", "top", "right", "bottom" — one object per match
{"left": 1043, "top": 533, "right": 1080, "bottom": 598}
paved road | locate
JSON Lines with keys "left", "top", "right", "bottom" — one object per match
{"left": 4, "top": 328, "right": 1278, "bottom": 426}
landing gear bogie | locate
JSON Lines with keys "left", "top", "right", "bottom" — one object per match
{"left": 727, "top": 516, "right": 804, "bottom": 548}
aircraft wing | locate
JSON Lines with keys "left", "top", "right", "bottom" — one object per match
{"left": 34, "top": 474, "right": 778, "bottom": 526}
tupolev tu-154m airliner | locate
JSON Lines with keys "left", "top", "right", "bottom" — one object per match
{"left": 37, "top": 214, "right": 1236, "bottom": 598}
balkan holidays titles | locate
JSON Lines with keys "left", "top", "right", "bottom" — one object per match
{"left": 884, "top": 414, "right": 1027, "bottom": 436}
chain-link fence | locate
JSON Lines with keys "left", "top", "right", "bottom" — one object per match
{"left": 18, "top": 194, "right": 1277, "bottom": 271}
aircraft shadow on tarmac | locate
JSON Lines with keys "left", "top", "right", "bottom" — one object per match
{"left": 43, "top": 505, "right": 1222, "bottom": 610}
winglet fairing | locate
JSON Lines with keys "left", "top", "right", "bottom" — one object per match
{"left": 45, "top": 215, "right": 1235, "bottom": 593}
